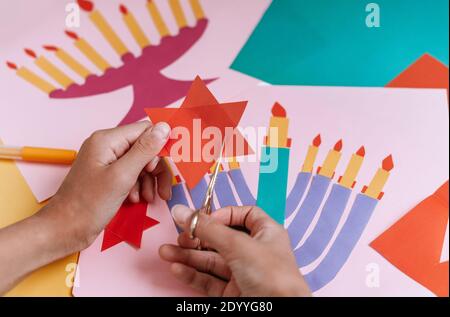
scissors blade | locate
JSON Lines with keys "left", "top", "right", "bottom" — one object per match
{"left": 204, "top": 141, "right": 225, "bottom": 202}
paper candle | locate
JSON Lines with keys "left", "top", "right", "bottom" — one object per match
{"left": 338, "top": 146, "right": 365, "bottom": 188}
{"left": 318, "top": 139, "right": 343, "bottom": 179}
{"left": 6, "top": 61, "right": 56, "bottom": 94}
{"left": 43, "top": 45, "right": 91, "bottom": 79}
{"left": 189, "top": 0, "right": 205, "bottom": 20}
{"left": 77, "top": 0, "right": 128, "bottom": 57}
{"left": 301, "top": 134, "right": 322, "bottom": 173}
{"left": 169, "top": 0, "right": 188, "bottom": 29}
{"left": 228, "top": 157, "right": 240, "bottom": 170}
{"left": 24, "top": 48, "right": 74, "bottom": 88}
{"left": 120, "top": 4, "right": 150, "bottom": 49}
{"left": 65, "top": 30, "right": 110, "bottom": 72}
{"left": 363, "top": 155, "right": 394, "bottom": 200}
{"left": 257, "top": 102, "right": 291, "bottom": 224}
{"left": 146, "top": 0, "right": 170, "bottom": 38}
{"left": 266, "top": 102, "right": 291, "bottom": 148}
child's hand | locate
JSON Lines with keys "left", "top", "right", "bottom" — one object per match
{"left": 41, "top": 121, "right": 172, "bottom": 252}
{"left": 159, "top": 205, "right": 311, "bottom": 297}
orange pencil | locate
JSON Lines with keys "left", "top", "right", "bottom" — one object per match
{"left": 0, "top": 146, "right": 77, "bottom": 165}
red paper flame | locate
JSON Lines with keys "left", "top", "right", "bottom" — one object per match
{"left": 43, "top": 45, "right": 58, "bottom": 52}
{"left": 119, "top": 4, "right": 128, "bottom": 15}
{"left": 65, "top": 30, "right": 80, "bottom": 40}
{"left": 334, "top": 139, "right": 343, "bottom": 151}
{"left": 313, "top": 134, "right": 322, "bottom": 147}
{"left": 272, "top": 102, "right": 286, "bottom": 117}
{"left": 77, "top": 0, "right": 94, "bottom": 12}
{"left": 24, "top": 48, "right": 37, "bottom": 59}
{"left": 6, "top": 61, "right": 17, "bottom": 70}
{"left": 382, "top": 155, "right": 394, "bottom": 171}
{"left": 356, "top": 146, "right": 366, "bottom": 157}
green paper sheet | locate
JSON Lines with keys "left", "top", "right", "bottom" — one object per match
{"left": 232, "top": 0, "right": 449, "bottom": 87}
{"left": 257, "top": 146, "right": 290, "bottom": 224}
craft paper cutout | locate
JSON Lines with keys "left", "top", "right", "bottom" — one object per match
{"left": 387, "top": 53, "right": 449, "bottom": 99}
{"left": 145, "top": 76, "right": 252, "bottom": 189}
{"left": 228, "top": 85, "right": 448, "bottom": 296}
{"left": 101, "top": 201, "right": 159, "bottom": 251}
{"left": 288, "top": 175, "right": 331, "bottom": 248}
{"left": 304, "top": 194, "right": 379, "bottom": 292}
{"left": 294, "top": 184, "right": 351, "bottom": 267}
{"left": 232, "top": 0, "right": 449, "bottom": 86}
{"left": 285, "top": 172, "right": 311, "bottom": 218}
{"left": 228, "top": 168, "right": 256, "bottom": 206}
{"left": 370, "top": 182, "right": 449, "bottom": 297}
{"left": 214, "top": 171, "right": 238, "bottom": 208}
{"left": 256, "top": 103, "right": 291, "bottom": 224}
{"left": 0, "top": 0, "right": 270, "bottom": 202}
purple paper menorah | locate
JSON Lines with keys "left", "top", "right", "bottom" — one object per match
{"left": 166, "top": 136, "right": 393, "bottom": 293}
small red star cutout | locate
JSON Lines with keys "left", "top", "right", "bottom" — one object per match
{"left": 101, "top": 201, "right": 159, "bottom": 251}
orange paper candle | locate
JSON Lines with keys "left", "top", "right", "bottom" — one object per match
{"left": 146, "top": 0, "right": 171, "bottom": 38}
{"left": 318, "top": 139, "right": 343, "bottom": 178}
{"left": 78, "top": 0, "right": 128, "bottom": 57}
{"left": 120, "top": 4, "right": 150, "bottom": 49}
{"left": 228, "top": 157, "right": 240, "bottom": 170}
{"left": 189, "top": 0, "right": 205, "bottom": 20}
{"left": 266, "top": 103, "right": 291, "bottom": 148}
{"left": 339, "top": 146, "right": 365, "bottom": 188}
{"left": 43, "top": 45, "right": 91, "bottom": 79}
{"left": 6, "top": 61, "right": 56, "bottom": 94}
{"left": 169, "top": 0, "right": 188, "bottom": 29}
{"left": 24, "top": 48, "right": 74, "bottom": 88}
{"left": 363, "top": 155, "right": 394, "bottom": 200}
{"left": 302, "top": 134, "right": 321, "bottom": 173}
{"left": 65, "top": 30, "right": 110, "bottom": 72}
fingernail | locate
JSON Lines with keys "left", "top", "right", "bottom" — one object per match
{"left": 152, "top": 122, "right": 171, "bottom": 140}
{"left": 171, "top": 204, "right": 193, "bottom": 225}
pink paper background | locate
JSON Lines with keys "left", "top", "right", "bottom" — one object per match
{"left": 75, "top": 85, "right": 448, "bottom": 297}
{"left": 232, "top": 85, "right": 449, "bottom": 297}
{"left": 0, "top": 0, "right": 270, "bottom": 202}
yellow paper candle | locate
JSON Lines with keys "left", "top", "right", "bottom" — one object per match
{"left": 65, "top": 30, "right": 110, "bottom": 72}
{"left": 169, "top": 0, "right": 188, "bottom": 28}
{"left": 77, "top": 0, "right": 128, "bottom": 57}
{"left": 147, "top": 0, "right": 171, "bottom": 38}
{"left": 302, "top": 134, "right": 321, "bottom": 173}
{"left": 43, "top": 46, "right": 91, "bottom": 79}
{"left": 266, "top": 102, "right": 291, "bottom": 148}
{"left": 228, "top": 157, "right": 240, "bottom": 170}
{"left": 25, "top": 49, "right": 74, "bottom": 88}
{"left": 6, "top": 62, "right": 56, "bottom": 94}
{"left": 318, "top": 139, "right": 343, "bottom": 178}
{"left": 339, "top": 146, "right": 365, "bottom": 188}
{"left": 189, "top": 0, "right": 205, "bottom": 20}
{"left": 120, "top": 4, "right": 150, "bottom": 49}
{"left": 363, "top": 155, "right": 394, "bottom": 200}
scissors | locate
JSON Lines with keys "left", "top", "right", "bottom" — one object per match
{"left": 189, "top": 142, "right": 225, "bottom": 240}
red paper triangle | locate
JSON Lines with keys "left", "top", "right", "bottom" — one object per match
{"left": 370, "top": 182, "right": 449, "bottom": 297}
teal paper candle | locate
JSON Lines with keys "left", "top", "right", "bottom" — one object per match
{"left": 257, "top": 146, "right": 290, "bottom": 224}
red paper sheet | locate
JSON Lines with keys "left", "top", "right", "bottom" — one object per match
{"left": 146, "top": 76, "right": 251, "bottom": 189}
{"left": 387, "top": 53, "right": 449, "bottom": 101}
{"left": 371, "top": 182, "right": 449, "bottom": 297}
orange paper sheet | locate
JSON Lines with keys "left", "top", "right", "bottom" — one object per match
{"left": 370, "top": 182, "right": 449, "bottom": 297}
{"left": 387, "top": 53, "right": 449, "bottom": 100}
{"left": 0, "top": 140, "right": 78, "bottom": 296}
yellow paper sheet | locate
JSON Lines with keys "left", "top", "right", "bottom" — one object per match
{"left": 1, "top": 140, "right": 78, "bottom": 297}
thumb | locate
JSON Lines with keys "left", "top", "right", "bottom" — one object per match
{"left": 171, "top": 205, "right": 252, "bottom": 256}
{"left": 114, "top": 122, "right": 171, "bottom": 179}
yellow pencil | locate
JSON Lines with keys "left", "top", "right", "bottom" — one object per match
{"left": 0, "top": 146, "right": 77, "bottom": 165}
